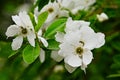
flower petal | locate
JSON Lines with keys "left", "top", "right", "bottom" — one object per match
{"left": 51, "top": 51, "right": 63, "bottom": 62}
{"left": 59, "top": 42, "right": 74, "bottom": 57}
{"left": 83, "top": 31, "right": 105, "bottom": 50}
{"left": 11, "top": 36, "right": 23, "bottom": 50}
{"left": 12, "top": 15, "right": 25, "bottom": 27}
{"left": 58, "top": 10, "right": 69, "bottom": 17}
{"left": 65, "top": 63, "right": 77, "bottom": 73}
{"left": 97, "top": 12, "right": 108, "bottom": 22}
{"left": 82, "top": 49, "right": 93, "bottom": 65}
{"left": 27, "top": 31, "right": 36, "bottom": 47}
{"left": 39, "top": 48, "right": 45, "bottom": 63}
{"left": 38, "top": 29, "right": 42, "bottom": 37}
{"left": 81, "top": 63, "right": 87, "bottom": 73}
{"left": 39, "top": 37, "right": 48, "bottom": 47}
{"left": 80, "top": 26, "right": 100, "bottom": 50}
{"left": 95, "top": 33, "right": 105, "bottom": 48}
{"left": 5, "top": 25, "right": 20, "bottom": 37}
{"left": 19, "top": 11, "right": 33, "bottom": 28}
{"left": 64, "top": 54, "right": 82, "bottom": 67}
{"left": 55, "top": 32, "right": 65, "bottom": 43}
{"left": 65, "top": 18, "right": 90, "bottom": 33}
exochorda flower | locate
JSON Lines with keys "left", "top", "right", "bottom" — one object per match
{"left": 53, "top": 18, "right": 105, "bottom": 73}
{"left": 5, "top": 11, "right": 36, "bottom": 50}
{"left": 57, "top": 0, "right": 96, "bottom": 14}
{"left": 34, "top": 1, "right": 69, "bottom": 24}
{"left": 97, "top": 12, "right": 109, "bottom": 22}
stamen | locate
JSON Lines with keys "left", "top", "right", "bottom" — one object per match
{"left": 79, "top": 41, "right": 84, "bottom": 46}
{"left": 48, "top": 8, "right": 54, "bottom": 13}
{"left": 21, "top": 27, "right": 27, "bottom": 34}
{"left": 76, "top": 47, "right": 83, "bottom": 55}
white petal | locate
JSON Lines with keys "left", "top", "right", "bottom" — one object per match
{"left": 34, "top": 7, "right": 40, "bottom": 17}
{"left": 12, "top": 36, "right": 23, "bottom": 50}
{"left": 39, "top": 48, "right": 45, "bottom": 63}
{"left": 80, "top": 26, "right": 94, "bottom": 34}
{"left": 27, "top": 31, "right": 36, "bottom": 47}
{"left": 34, "top": 14, "right": 38, "bottom": 24}
{"left": 63, "top": 31, "right": 81, "bottom": 45}
{"left": 58, "top": 10, "right": 69, "bottom": 17}
{"left": 12, "top": 15, "right": 25, "bottom": 27}
{"left": 51, "top": 51, "right": 63, "bottom": 62}
{"left": 58, "top": 42, "right": 74, "bottom": 57}
{"left": 82, "top": 49, "right": 93, "bottom": 65}
{"left": 65, "top": 18, "right": 90, "bottom": 33}
{"left": 80, "top": 26, "right": 99, "bottom": 50}
{"left": 65, "top": 63, "right": 77, "bottom": 73}
{"left": 81, "top": 63, "right": 87, "bottom": 73}
{"left": 95, "top": 33, "right": 105, "bottom": 48}
{"left": 55, "top": 32, "right": 65, "bottom": 43}
{"left": 37, "top": 29, "right": 42, "bottom": 37}
{"left": 19, "top": 11, "right": 33, "bottom": 28}
{"left": 64, "top": 55, "right": 82, "bottom": 67}
{"left": 39, "top": 37, "right": 48, "bottom": 47}
{"left": 97, "top": 13, "right": 108, "bottom": 22}
{"left": 83, "top": 31, "right": 105, "bottom": 50}
{"left": 5, "top": 25, "right": 20, "bottom": 37}
{"left": 60, "top": 0, "right": 74, "bottom": 10}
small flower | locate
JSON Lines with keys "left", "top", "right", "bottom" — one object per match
{"left": 5, "top": 11, "right": 36, "bottom": 50}
{"left": 57, "top": 0, "right": 96, "bottom": 14}
{"left": 37, "top": 30, "right": 48, "bottom": 63}
{"left": 34, "top": 1, "right": 68, "bottom": 23}
{"left": 97, "top": 12, "right": 109, "bottom": 22}
{"left": 54, "top": 17, "right": 105, "bottom": 73}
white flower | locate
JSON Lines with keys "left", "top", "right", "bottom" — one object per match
{"left": 37, "top": 29, "right": 48, "bottom": 63}
{"left": 57, "top": 0, "right": 96, "bottom": 14}
{"left": 54, "top": 17, "right": 105, "bottom": 72}
{"left": 34, "top": 1, "right": 68, "bottom": 23}
{"left": 5, "top": 11, "right": 36, "bottom": 50}
{"left": 97, "top": 12, "right": 109, "bottom": 22}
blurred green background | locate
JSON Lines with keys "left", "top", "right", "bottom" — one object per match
{"left": 0, "top": 0, "right": 120, "bottom": 80}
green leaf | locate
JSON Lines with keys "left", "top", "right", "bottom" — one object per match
{"left": 8, "top": 50, "right": 19, "bottom": 58}
{"left": 44, "top": 18, "right": 67, "bottom": 39}
{"left": 35, "top": 11, "right": 48, "bottom": 31}
{"left": 29, "top": 12, "right": 36, "bottom": 27}
{"left": 47, "top": 39, "right": 59, "bottom": 50}
{"left": 107, "top": 74, "right": 120, "bottom": 78}
{"left": 113, "top": 54, "right": 120, "bottom": 65}
{"left": 22, "top": 43, "right": 40, "bottom": 64}
{"left": 111, "top": 41, "right": 120, "bottom": 51}
{"left": 0, "top": 41, "right": 15, "bottom": 58}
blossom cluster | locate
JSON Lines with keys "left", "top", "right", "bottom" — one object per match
{"left": 5, "top": 0, "right": 108, "bottom": 73}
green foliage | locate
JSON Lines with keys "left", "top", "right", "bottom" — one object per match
{"left": 35, "top": 11, "right": 48, "bottom": 31}
{"left": 22, "top": 43, "right": 40, "bottom": 64}
{"left": 47, "top": 39, "right": 59, "bottom": 50}
{"left": 44, "top": 18, "right": 67, "bottom": 39}
{"left": 0, "top": 41, "right": 14, "bottom": 58}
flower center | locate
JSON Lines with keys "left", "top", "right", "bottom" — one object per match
{"left": 79, "top": 41, "right": 84, "bottom": 46}
{"left": 21, "top": 27, "right": 27, "bottom": 34}
{"left": 48, "top": 8, "right": 54, "bottom": 13}
{"left": 76, "top": 47, "right": 83, "bottom": 55}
